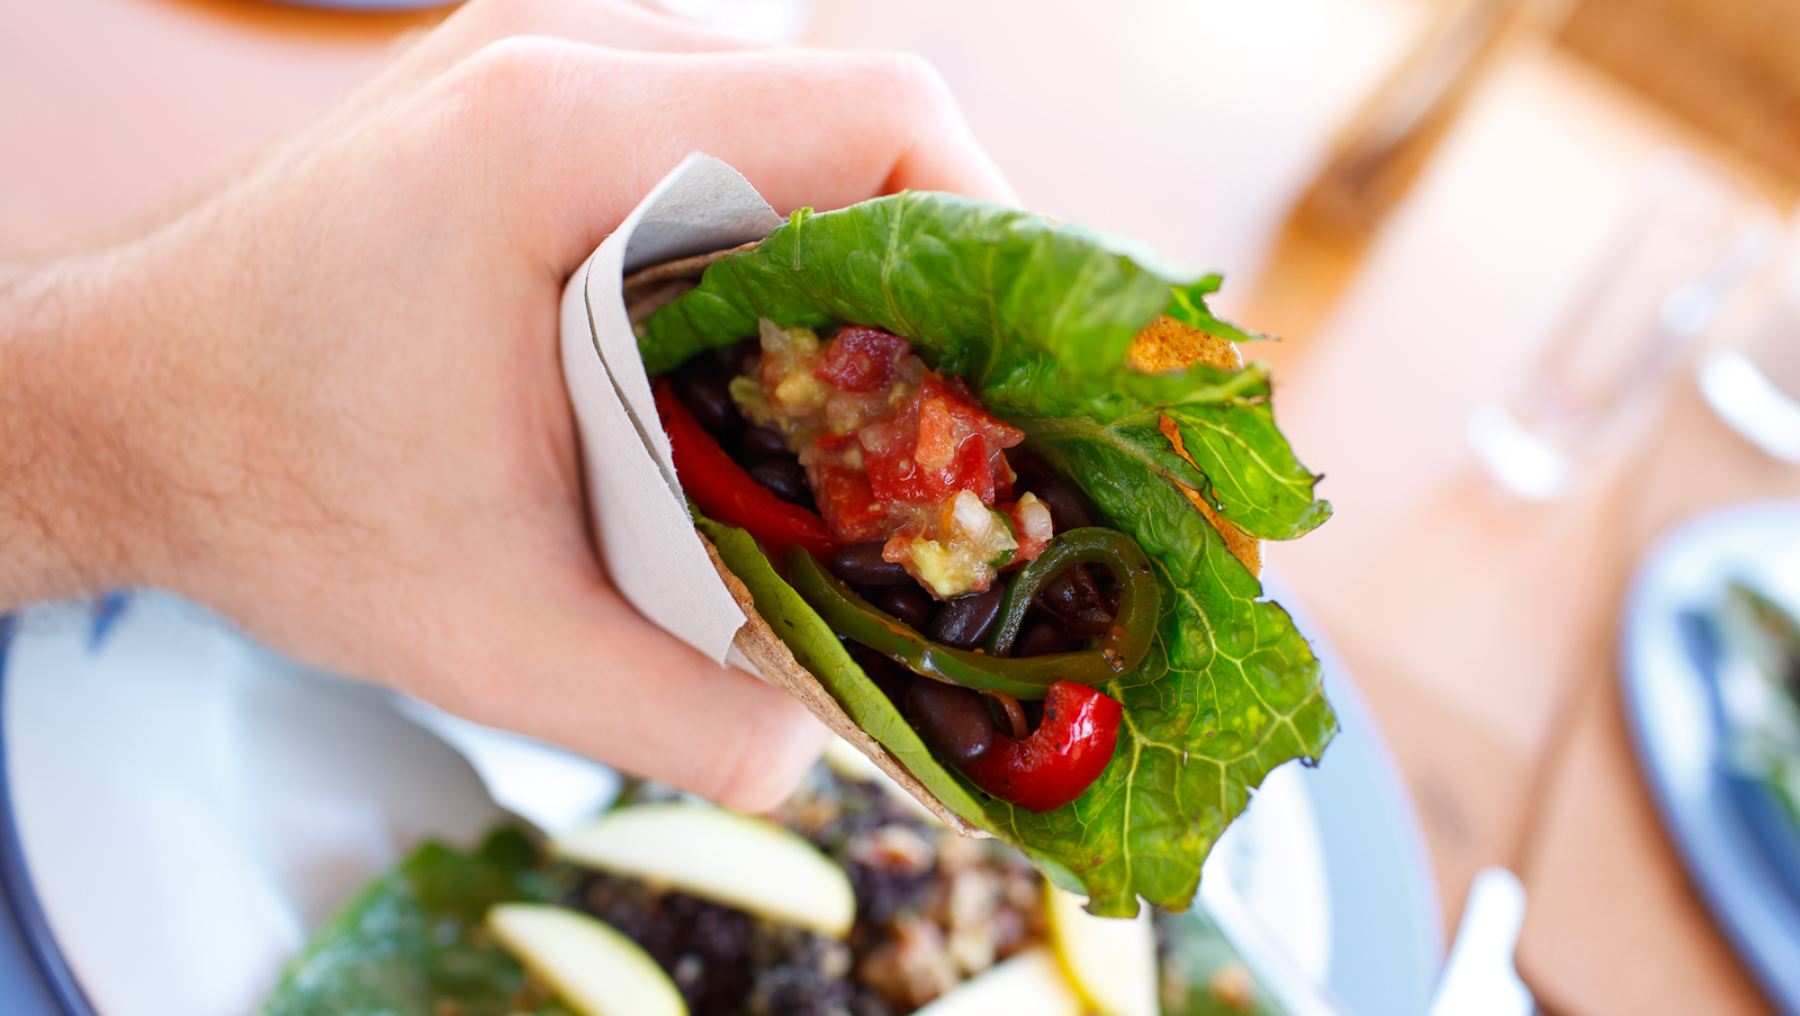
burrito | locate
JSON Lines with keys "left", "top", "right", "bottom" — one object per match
{"left": 627, "top": 192, "right": 1332, "bottom": 917}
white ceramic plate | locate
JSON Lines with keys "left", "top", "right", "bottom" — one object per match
{"left": 2, "top": 595, "right": 505, "bottom": 1015}
{"left": 0, "top": 586, "right": 1436, "bottom": 1014}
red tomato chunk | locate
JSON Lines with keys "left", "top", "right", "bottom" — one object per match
{"left": 813, "top": 325, "right": 912, "bottom": 392}
{"left": 862, "top": 376, "right": 1021, "bottom": 507}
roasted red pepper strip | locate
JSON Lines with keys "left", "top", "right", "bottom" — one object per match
{"left": 654, "top": 381, "right": 839, "bottom": 559}
{"left": 960, "top": 681, "right": 1122, "bottom": 812}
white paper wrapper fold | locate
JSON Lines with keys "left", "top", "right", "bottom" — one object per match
{"left": 558, "top": 155, "right": 978, "bottom": 834}
{"left": 558, "top": 154, "right": 782, "bottom": 665}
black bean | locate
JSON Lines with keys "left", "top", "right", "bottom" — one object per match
{"left": 677, "top": 372, "right": 740, "bottom": 436}
{"left": 1038, "top": 565, "right": 1114, "bottom": 639}
{"left": 829, "top": 543, "right": 912, "bottom": 588}
{"left": 748, "top": 459, "right": 810, "bottom": 505}
{"left": 929, "top": 585, "right": 1004, "bottom": 649}
{"left": 845, "top": 641, "right": 891, "bottom": 674}
{"left": 871, "top": 586, "right": 934, "bottom": 630}
{"left": 1014, "top": 616, "right": 1075, "bottom": 657}
{"left": 845, "top": 642, "right": 909, "bottom": 702}
{"left": 1060, "top": 615, "right": 1112, "bottom": 640}
{"left": 904, "top": 679, "right": 997, "bottom": 764}
{"left": 1007, "top": 449, "right": 1051, "bottom": 487}
{"left": 1030, "top": 475, "right": 1098, "bottom": 531}
{"left": 739, "top": 425, "right": 790, "bottom": 460}
{"left": 1040, "top": 563, "right": 1101, "bottom": 612}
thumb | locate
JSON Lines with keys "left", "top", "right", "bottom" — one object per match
{"left": 438, "top": 572, "right": 830, "bottom": 813}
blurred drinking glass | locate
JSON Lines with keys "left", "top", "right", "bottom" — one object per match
{"left": 1698, "top": 219, "right": 1800, "bottom": 465}
{"left": 1467, "top": 155, "right": 1777, "bottom": 501}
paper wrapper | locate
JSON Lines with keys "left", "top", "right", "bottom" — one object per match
{"left": 558, "top": 155, "right": 976, "bottom": 832}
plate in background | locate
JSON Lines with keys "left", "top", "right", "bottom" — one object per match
{"left": 0, "top": 596, "right": 508, "bottom": 1015}
{"left": 0, "top": 582, "right": 1439, "bottom": 1014}
{"left": 1622, "top": 500, "right": 1800, "bottom": 1016}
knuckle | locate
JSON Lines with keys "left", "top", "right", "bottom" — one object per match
{"left": 463, "top": 35, "right": 569, "bottom": 95}
{"left": 867, "top": 50, "right": 954, "bottom": 109}
{"left": 444, "top": 36, "right": 584, "bottom": 126}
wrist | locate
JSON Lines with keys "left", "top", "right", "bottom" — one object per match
{"left": 0, "top": 247, "right": 176, "bottom": 607}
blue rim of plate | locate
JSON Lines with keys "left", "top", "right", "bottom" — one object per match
{"left": 0, "top": 607, "right": 102, "bottom": 1016}
{"left": 1621, "top": 500, "right": 1800, "bottom": 1016}
{"left": 1725, "top": 768, "right": 1800, "bottom": 904}
{"left": 1271, "top": 576, "right": 1443, "bottom": 1014}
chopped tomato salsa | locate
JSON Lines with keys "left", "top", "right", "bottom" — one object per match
{"left": 732, "top": 321, "right": 1051, "bottom": 598}
{"left": 863, "top": 375, "right": 1021, "bottom": 506}
{"left": 812, "top": 463, "right": 887, "bottom": 544}
{"left": 813, "top": 325, "right": 911, "bottom": 392}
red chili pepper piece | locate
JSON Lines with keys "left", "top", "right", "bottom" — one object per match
{"left": 653, "top": 380, "right": 839, "bottom": 559}
{"left": 960, "top": 680, "right": 1122, "bottom": 812}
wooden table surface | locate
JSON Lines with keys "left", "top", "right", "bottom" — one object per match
{"left": 7, "top": 1, "right": 1800, "bottom": 1013}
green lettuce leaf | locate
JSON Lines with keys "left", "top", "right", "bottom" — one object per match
{"left": 640, "top": 191, "right": 1328, "bottom": 541}
{"left": 643, "top": 192, "right": 1334, "bottom": 915}
{"left": 264, "top": 827, "right": 572, "bottom": 1016}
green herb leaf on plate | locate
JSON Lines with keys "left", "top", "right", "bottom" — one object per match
{"left": 264, "top": 827, "right": 573, "bottom": 1016}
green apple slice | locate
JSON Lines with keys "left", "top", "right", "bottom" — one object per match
{"left": 487, "top": 903, "right": 686, "bottom": 1016}
{"left": 912, "top": 947, "right": 1084, "bottom": 1016}
{"left": 550, "top": 803, "right": 855, "bottom": 937}
{"left": 1045, "top": 883, "right": 1161, "bottom": 1016}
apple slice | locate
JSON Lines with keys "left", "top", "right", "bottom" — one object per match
{"left": 550, "top": 803, "right": 855, "bottom": 937}
{"left": 912, "top": 948, "right": 1084, "bottom": 1016}
{"left": 487, "top": 903, "right": 686, "bottom": 1016}
{"left": 1045, "top": 883, "right": 1161, "bottom": 1016}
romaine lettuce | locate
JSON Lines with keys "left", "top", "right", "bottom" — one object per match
{"left": 644, "top": 192, "right": 1333, "bottom": 916}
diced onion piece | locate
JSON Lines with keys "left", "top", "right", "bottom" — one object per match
{"left": 1015, "top": 492, "right": 1054, "bottom": 544}
{"left": 950, "top": 489, "right": 993, "bottom": 537}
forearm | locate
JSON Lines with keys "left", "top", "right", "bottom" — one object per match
{"left": 0, "top": 255, "right": 147, "bottom": 609}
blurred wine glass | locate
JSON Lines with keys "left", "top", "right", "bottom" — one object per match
{"left": 1698, "top": 217, "right": 1800, "bottom": 464}
{"left": 1466, "top": 155, "right": 1777, "bottom": 501}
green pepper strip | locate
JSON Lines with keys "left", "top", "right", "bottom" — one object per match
{"left": 784, "top": 527, "right": 1159, "bottom": 699}
{"left": 985, "top": 527, "right": 1157, "bottom": 665}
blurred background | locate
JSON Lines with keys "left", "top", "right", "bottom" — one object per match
{"left": 7, "top": 0, "right": 1800, "bottom": 1013}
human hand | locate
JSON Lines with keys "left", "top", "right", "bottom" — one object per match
{"left": 0, "top": 0, "right": 1011, "bottom": 810}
